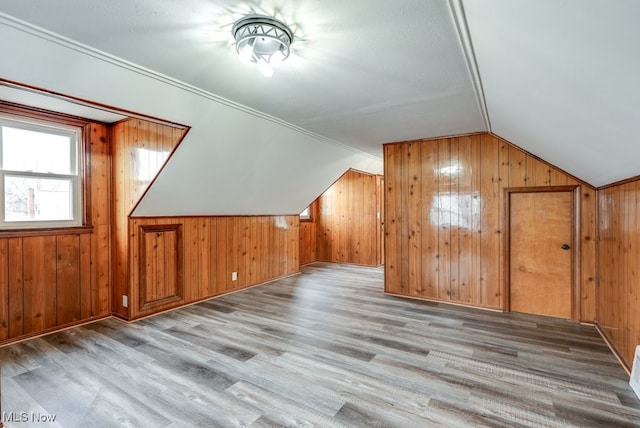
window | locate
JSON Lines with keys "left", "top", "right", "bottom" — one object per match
{"left": 0, "top": 113, "right": 82, "bottom": 229}
{"left": 300, "top": 205, "right": 312, "bottom": 221}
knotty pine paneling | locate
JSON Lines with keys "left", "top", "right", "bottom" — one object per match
{"left": 6, "top": 238, "right": 23, "bottom": 339}
{"left": 377, "top": 175, "right": 384, "bottom": 265}
{"left": 580, "top": 187, "right": 597, "bottom": 321}
{"left": 1, "top": 231, "right": 108, "bottom": 341}
{"left": 0, "top": 240, "right": 7, "bottom": 339}
{"left": 111, "top": 118, "right": 187, "bottom": 318}
{"left": 300, "top": 200, "right": 319, "bottom": 265}
{"left": 384, "top": 133, "right": 597, "bottom": 318}
{"left": 87, "top": 122, "right": 112, "bottom": 319}
{"left": 56, "top": 234, "right": 82, "bottom": 325}
{"left": 316, "top": 169, "right": 382, "bottom": 267}
{"left": 0, "top": 120, "right": 112, "bottom": 344}
{"left": 597, "top": 180, "right": 640, "bottom": 369}
{"left": 127, "top": 216, "right": 299, "bottom": 320}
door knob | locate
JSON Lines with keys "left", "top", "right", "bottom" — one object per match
{"left": 561, "top": 244, "right": 570, "bottom": 250}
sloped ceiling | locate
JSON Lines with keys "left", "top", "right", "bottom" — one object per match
{"left": 463, "top": 0, "right": 640, "bottom": 187}
{"left": 0, "top": 0, "right": 637, "bottom": 217}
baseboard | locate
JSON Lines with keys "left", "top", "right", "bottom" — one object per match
{"left": 0, "top": 315, "right": 112, "bottom": 348}
{"left": 309, "top": 260, "right": 383, "bottom": 268}
{"left": 595, "top": 321, "right": 631, "bottom": 375}
{"left": 383, "top": 291, "right": 504, "bottom": 312}
{"left": 123, "top": 271, "right": 302, "bottom": 323}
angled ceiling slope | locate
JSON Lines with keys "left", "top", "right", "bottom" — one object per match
{"left": 1, "top": 1, "right": 638, "bottom": 201}
{"left": 463, "top": 0, "right": 640, "bottom": 187}
{"left": 0, "top": 1, "right": 490, "bottom": 216}
{"left": 0, "top": 1, "right": 487, "bottom": 157}
{"left": 0, "top": 10, "right": 384, "bottom": 216}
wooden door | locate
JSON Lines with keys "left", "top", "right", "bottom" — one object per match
{"left": 508, "top": 190, "right": 573, "bottom": 319}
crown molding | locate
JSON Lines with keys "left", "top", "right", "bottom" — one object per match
{"left": 448, "top": 0, "right": 491, "bottom": 132}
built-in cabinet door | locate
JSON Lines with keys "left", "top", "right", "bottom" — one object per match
{"left": 139, "top": 224, "right": 183, "bottom": 311}
{"left": 508, "top": 189, "right": 575, "bottom": 319}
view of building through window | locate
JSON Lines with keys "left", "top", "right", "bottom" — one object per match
{"left": 4, "top": 175, "right": 73, "bottom": 221}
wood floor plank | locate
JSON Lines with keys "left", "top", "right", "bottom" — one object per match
{"left": 2, "top": 262, "right": 639, "bottom": 427}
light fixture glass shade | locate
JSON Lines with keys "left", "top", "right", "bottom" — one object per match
{"left": 232, "top": 15, "right": 293, "bottom": 76}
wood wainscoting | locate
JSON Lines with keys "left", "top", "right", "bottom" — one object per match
{"left": 597, "top": 178, "right": 640, "bottom": 370}
{"left": 108, "top": 117, "right": 302, "bottom": 321}
{"left": 0, "top": 112, "right": 302, "bottom": 338}
{"left": 111, "top": 118, "right": 188, "bottom": 319}
{"left": 125, "top": 216, "right": 300, "bottom": 320}
{"left": 384, "top": 133, "right": 597, "bottom": 319}
{"left": 300, "top": 200, "right": 319, "bottom": 265}
{"left": 300, "top": 169, "right": 383, "bottom": 267}
{"left": 0, "top": 119, "right": 111, "bottom": 345}
{"left": 314, "top": 169, "right": 383, "bottom": 267}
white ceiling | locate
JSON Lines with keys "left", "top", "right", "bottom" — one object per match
{"left": 0, "top": 0, "right": 486, "bottom": 157}
{"left": 0, "top": 0, "right": 638, "bottom": 216}
{"left": 464, "top": 0, "right": 640, "bottom": 187}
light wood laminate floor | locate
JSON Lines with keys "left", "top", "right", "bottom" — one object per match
{"left": 2, "top": 262, "right": 640, "bottom": 427}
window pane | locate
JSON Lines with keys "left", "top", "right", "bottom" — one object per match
{"left": 4, "top": 176, "right": 73, "bottom": 222}
{"left": 2, "top": 126, "right": 73, "bottom": 174}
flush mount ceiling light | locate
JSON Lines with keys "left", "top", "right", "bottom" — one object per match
{"left": 232, "top": 15, "right": 293, "bottom": 77}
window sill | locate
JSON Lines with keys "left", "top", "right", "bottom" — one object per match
{"left": 0, "top": 225, "right": 94, "bottom": 238}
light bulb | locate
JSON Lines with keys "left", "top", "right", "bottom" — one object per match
{"left": 238, "top": 42, "right": 254, "bottom": 64}
{"left": 258, "top": 61, "right": 274, "bottom": 77}
{"left": 270, "top": 50, "right": 285, "bottom": 68}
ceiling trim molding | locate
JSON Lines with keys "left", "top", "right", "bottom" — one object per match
{"left": 448, "top": 0, "right": 491, "bottom": 132}
{"left": 0, "top": 12, "right": 382, "bottom": 162}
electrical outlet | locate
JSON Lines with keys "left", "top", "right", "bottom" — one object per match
{"left": 122, "top": 295, "right": 128, "bottom": 308}
{"left": 232, "top": 271, "right": 238, "bottom": 281}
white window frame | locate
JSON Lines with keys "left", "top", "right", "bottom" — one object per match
{"left": 0, "top": 113, "right": 83, "bottom": 229}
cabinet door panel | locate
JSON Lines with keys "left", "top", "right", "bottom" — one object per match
{"left": 139, "top": 224, "right": 183, "bottom": 310}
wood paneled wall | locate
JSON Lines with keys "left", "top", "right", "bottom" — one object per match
{"left": 299, "top": 200, "right": 319, "bottom": 265}
{"left": 597, "top": 180, "right": 640, "bottom": 369}
{"left": 111, "top": 118, "right": 301, "bottom": 321}
{"left": 384, "top": 133, "right": 597, "bottom": 319}
{"left": 315, "top": 169, "right": 383, "bottom": 267}
{"left": 0, "top": 121, "right": 111, "bottom": 343}
{"left": 111, "top": 119, "right": 187, "bottom": 318}
{"left": 128, "top": 216, "right": 299, "bottom": 319}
